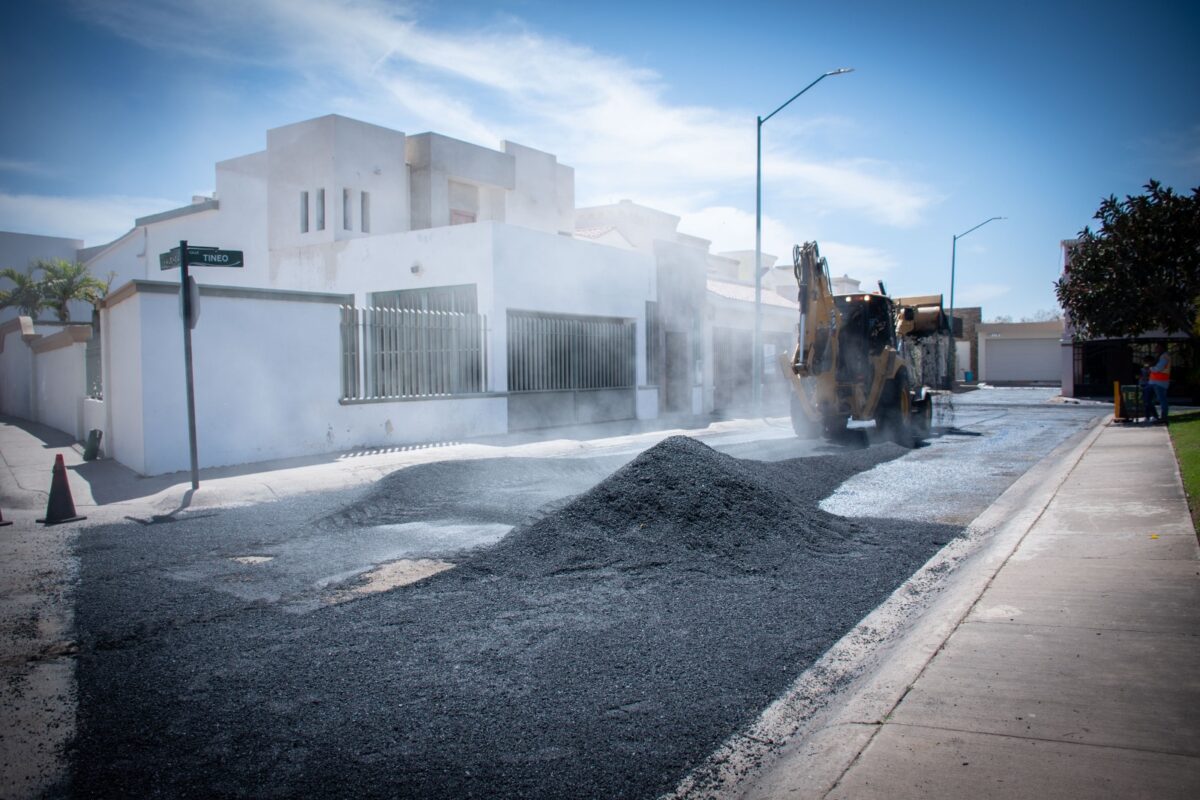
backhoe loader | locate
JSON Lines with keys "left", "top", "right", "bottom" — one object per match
{"left": 780, "top": 241, "right": 937, "bottom": 445}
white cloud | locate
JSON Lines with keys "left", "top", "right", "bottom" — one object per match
{"left": 677, "top": 209, "right": 898, "bottom": 286}
{"left": 0, "top": 193, "right": 178, "bottom": 247}
{"left": 768, "top": 158, "right": 934, "bottom": 227}
{"left": 79, "top": 0, "right": 936, "bottom": 231}
{"left": 818, "top": 241, "right": 898, "bottom": 275}
{"left": 0, "top": 159, "right": 55, "bottom": 177}
{"left": 677, "top": 206, "right": 798, "bottom": 264}
{"left": 378, "top": 77, "right": 500, "bottom": 146}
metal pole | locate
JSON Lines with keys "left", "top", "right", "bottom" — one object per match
{"left": 948, "top": 234, "right": 957, "bottom": 389}
{"left": 752, "top": 67, "right": 853, "bottom": 418}
{"left": 753, "top": 116, "right": 763, "bottom": 415}
{"left": 179, "top": 239, "right": 200, "bottom": 490}
{"left": 947, "top": 216, "right": 1003, "bottom": 389}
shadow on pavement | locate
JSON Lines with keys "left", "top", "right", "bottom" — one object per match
{"left": 1, "top": 415, "right": 77, "bottom": 449}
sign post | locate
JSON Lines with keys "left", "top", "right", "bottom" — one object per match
{"left": 179, "top": 240, "right": 200, "bottom": 489}
{"left": 159, "top": 241, "right": 245, "bottom": 491}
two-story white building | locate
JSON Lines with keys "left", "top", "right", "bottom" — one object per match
{"left": 2, "top": 114, "right": 797, "bottom": 475}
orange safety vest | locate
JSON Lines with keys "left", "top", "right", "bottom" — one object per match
{"left": 1149, "top": 355, "right": 1171, "bottom": 382}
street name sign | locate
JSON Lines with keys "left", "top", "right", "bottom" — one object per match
{"left": 159, "top": 246, "right": 244, "bottom": 270}
{"left": 157, "top": 239, "right": 247, "bottom": 492}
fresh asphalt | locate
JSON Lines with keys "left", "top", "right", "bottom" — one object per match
{"left": 46, "top": 390, "right": 1109, "bottom": 797}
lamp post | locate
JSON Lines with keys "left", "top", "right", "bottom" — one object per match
{"left": 754, "top": 67, "right": 854, "bottom": 417}
{"left": 948, "top": 216, "right": 1004, "bottom": 386}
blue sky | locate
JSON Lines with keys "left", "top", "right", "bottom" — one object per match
{"left": 2, "top": 0, "right": 1197, "bottom": 319}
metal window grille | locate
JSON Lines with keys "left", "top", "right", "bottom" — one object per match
{"left": 372, "top": 284, "right": 478, "bottom": 314}
{"left": 340, "top": 306, "right": 487, "bottom": 401}
{"left": 507, "top": 310, "right": 635, "bottom": 393}
{"left": 645, "top": 301, "right": 660, "bottom": 386}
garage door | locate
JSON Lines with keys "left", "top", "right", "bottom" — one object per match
{"left": 983, "top": 338, "right": 1061, "bottom": 382}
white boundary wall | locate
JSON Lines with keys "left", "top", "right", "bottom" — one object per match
{"left": 0, "top": 318, "right": 36, "bottom": 419}
{"left": 101, "top": 280, "right": 507, "bottom": 476}
{"left": 0, "top": 318, "right": 92, "bottom": 439}
{"left": 31, "top": 331, "right": 90, "bottom": 439}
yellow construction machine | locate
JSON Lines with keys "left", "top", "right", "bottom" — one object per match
{"left": 781, "top": 241, "right": 939, "bottom": 444}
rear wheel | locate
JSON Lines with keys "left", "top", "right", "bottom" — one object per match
{"left": 879, "top": 375, "right": 915, "bottom": 447}
{"left": 913, "top": 394, "right": 932, "bottom": 440}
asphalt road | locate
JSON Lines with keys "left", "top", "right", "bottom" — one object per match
{"left": 63, "top": 390, "right": 1107, "bottom": 798}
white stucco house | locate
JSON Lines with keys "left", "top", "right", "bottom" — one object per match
{"left": 574, "top": 201, "right": 797, "bottom": 416}
{"left": 1, "top": 114, "right": 799, "bottom": 475}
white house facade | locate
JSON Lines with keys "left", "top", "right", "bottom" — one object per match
{"left": 1, "top": 114, "right": 800, "bottom": 476}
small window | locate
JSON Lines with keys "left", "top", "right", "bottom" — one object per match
{"left": 300, "top": 191, "right": 309, "bottom": 233}
{"left": 316, "top": 188, "right": 325, "bottom": 230}
{"left": 361, "top": 191, "right": 370, "bottom": 233}
{"left": 343, "top": 188, "right": 352, "bottom": 231}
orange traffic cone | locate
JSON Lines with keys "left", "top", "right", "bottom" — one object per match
{"left": 37, "top": 454, "right": 86, "bottom": 525}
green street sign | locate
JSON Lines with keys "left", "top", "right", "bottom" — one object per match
{"left": 191, "top": 248, "right": 243, "bottom": 267}
{"left": 159, "top": 246, "right": 245, "bottom": 270}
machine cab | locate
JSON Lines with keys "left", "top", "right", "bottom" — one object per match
{"left": 832, "top": 293, "right": 896, "bottom": 381}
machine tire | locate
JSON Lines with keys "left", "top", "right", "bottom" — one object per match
{"left": 913, "top": 394, "right": 933, "bottom": 440}
{"left": 790, "top": 392, "right": 820, "bottom": 438}
{"left": 879, "top": 375, "right": 916, "bottom": 447}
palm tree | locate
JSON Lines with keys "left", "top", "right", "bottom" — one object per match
{"left": 0, "top": 266, "right": 47, "bottom": 319}
{"left": 35, "top": 259, "right": 107, "bottom": 322}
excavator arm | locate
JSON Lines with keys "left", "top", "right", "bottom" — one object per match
{"left": 780, "top": 242, "right": 838, "bottom": 428}
{"left": 791, "top": 241, "right": 836, "bottom": 377}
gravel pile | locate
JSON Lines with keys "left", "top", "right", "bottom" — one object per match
{"left": 476, "top": 436, "right": 904, "bottom": 578}
{"left": 71, "top": 437, "right": 960, "bottom": 799}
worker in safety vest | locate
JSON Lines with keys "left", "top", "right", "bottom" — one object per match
{"left": 1148, "top": 343, "right": 1171, "bottom": 424}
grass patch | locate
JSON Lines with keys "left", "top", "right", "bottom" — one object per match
{"left": 1168, "top": 410, "right": 1200, "bottom": 530}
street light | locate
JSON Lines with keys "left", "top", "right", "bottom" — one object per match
{"left": 948, "top": 216, "right": 1005, "bottom": 386}
{"left": 754, "top": 67, "right": 854, "bottom": 416}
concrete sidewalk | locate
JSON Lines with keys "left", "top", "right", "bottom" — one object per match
{"left": 738, "top": 421, "right": 1200, "bottom": 799}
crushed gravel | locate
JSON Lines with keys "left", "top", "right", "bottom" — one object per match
{"left": 70, "top": 436, "right": 961, "bottom": 799}
{"left": 319, "top": 454, "right": 630, "bottom": 530}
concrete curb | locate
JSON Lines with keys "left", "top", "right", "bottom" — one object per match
{"left": 664, "top": 414, "right": 1110, "bottom": 800}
